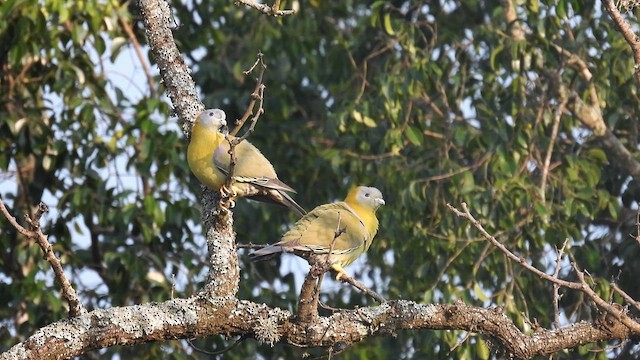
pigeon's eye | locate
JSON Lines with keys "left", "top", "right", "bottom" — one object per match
{"left": 365, "top": 193, "right": 370, "bottom": 197}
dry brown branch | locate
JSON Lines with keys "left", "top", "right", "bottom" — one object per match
{"left": 0, "top": 197, "right": 85, "bottom": 317}
{"left": 234, "top": 0, "right": 296, "bottom": 17}
{"left": 118, "top": 15, "right": 157, "bottom": 97}
{"left": 297, "top": 262, "right": 323, "bottom": 323}
{"left": 612, "top": 283, "right": 640, "bottom": 312}
{"left": 415, "top": 153, "right": 491, "bottom": 183}
{"left": 635, "top": 209, "right": 640, "bottom": 248}
{"left": 230, "top": 53, "right": 267, "bottom": 137}
{"left": 446, "top": 202, "right": 640, "bottom": 334}
{"left": 338, "top": 276, "right": 386, "bottom": 303}
{"left": 312, "top": 213, "right": 344, "bottom": 309}
{"left": 223, "top": 53, "right": 267, "bottom": 202}
{"left": 237, "top": 242, "right": 268, "bottom": 250}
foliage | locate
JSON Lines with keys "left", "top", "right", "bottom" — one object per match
{"left": 1, "top": 0, "right": 639, "bottom": 358}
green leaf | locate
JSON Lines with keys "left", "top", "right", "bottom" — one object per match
{"left": 406, "top": 126, "right": 423, "bottom": 146}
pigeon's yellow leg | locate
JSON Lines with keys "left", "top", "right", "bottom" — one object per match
{"left": 331, "top": 264, "right": 350, "bottom": 281}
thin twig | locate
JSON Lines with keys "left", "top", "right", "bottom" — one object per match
{"left": 448, "top": 331, "right": 471, "bottom": 355}
{"left": 448, "top": 203, "right": 577, "bottom": 288}
{"left": 237, "top": 242, "right": 269, "bottom": 250}
{"left": 415, "top": 153, "right": 491, "bottom": 183}
{"left": 234, "top": 0, "right": 296, "bottom": 16}
{"left": 571, "top": 262, "right": 638, "bottom": 333}
{"left": 119, "top": 15, "right": 157, "bottom": 97}
{"left": 540, "top": 85, "right": 568, "bottom": 202}
{"left": 339, "top": 276, "right": 386, "bottom": 303}
{"left": 612, "top": 283, "right": 640, "bottom": 313}
{"left": 635, "top": 209, "right": 640, "bottom": 248}
{"left": 0, "top": 197, "right": 85, "bottom": 317}
{"left": 231, "top": 52, "right": 267, "bottom": 137}
{"left": 552, "top": 240, "right": 569, "bottom": 329}
{"left": 187, "top": 336, "right": 244, "bottom": 355}
{"left": 223, "top": 53, "right": 267, "bottom": 199}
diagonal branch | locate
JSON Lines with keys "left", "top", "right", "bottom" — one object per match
{"left": 447, "top": 202, "right": 640, "bottom": 334}
{"left": 0, "top": 197, "right": 85, "bottom": 317}
{"left": 339, "top": 276, "right": 386, "bottom": 303}
{"left": 118, "top": 14, "right": 157, "bottom": 98}
{"left": 602, "top": 0, "right": 640, "bottom": 89}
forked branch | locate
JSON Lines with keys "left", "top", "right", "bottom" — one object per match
{"left": 447, "top": 202, "right": 640, "bottom": 334}
{"left": 0, "top": 197, "right": 85, "bottom": 317}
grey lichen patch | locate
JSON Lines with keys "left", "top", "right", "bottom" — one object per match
{"left": 267, "top": 306, "right": 291, "bottom": 320}
{"left": 106, "top": 303, "right": 189, "bottom": 340}
{"left": 232, "top": 301, "right": 291, "bottom": 320}
{"left": 254, "top": 316, "right": 281, "bottom": 346}
{"left": 202, "top": 222, "right": 240, "bottom": 297}
{"left": 0, "top": 344, "right": 28, "bottom": 360}
{"left": 30, "top": 316, "right": 91, "bottom": 347}
{"left": 164, "top": 298, "right": 200, "bottom": 326}
{"left": 197, "top": 294, "right": 236, "bottom": 311}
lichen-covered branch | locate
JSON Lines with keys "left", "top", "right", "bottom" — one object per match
{"left": 140, "top": 0, "right": 239, "bottom": 298}
{"left": 1, "top": 298, "right": 632, "bottom": 360}
{"left": 139, "top": 0, "right": 203, "bottom": 136}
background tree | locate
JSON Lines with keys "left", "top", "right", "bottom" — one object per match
{"left": 2, "top": 0, "right": 640, "bottom": 358}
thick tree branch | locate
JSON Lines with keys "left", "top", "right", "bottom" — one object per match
{"left": 1, "top": 298, "right": 632, "bottom": 360}
{"left": 140, "top": 0, "right": 239, "bottom": 299}
{"left": 139, "top": 0, "right": 203, "bottom": 136}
